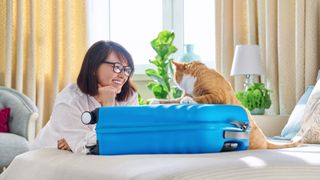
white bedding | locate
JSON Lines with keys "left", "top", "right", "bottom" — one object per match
{"left": 1, "top": 144, "right": 320, "bottom": 180}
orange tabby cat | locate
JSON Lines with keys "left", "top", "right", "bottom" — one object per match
{"left": 157, "top": 61, "right": 301, "bottom": 150}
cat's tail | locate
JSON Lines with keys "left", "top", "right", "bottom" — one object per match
{"left": 267, "top": 136, "right": 303, "bottom": 149}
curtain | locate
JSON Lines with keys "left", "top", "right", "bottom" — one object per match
{"left": 0, "top": 0, "right": 87, "bottom": 132}
{"left": 215, "top": 0, "right": 320, "bottom": 115}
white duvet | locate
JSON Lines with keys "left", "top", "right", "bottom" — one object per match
{"left": 1, "top": 144, "right": 320, "bottom": 180}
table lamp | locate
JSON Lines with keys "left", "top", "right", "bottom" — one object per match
{"left": 230, "top": 45, "right": 265, "bottom": 89}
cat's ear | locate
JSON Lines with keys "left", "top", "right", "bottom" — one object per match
{"left": 172, "top": 60, "right": 185, "bottom": 70}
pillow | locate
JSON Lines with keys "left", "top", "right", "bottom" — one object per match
{"left": 295, "top": 79, "right": 320, "bottom": 143}
{"left": 0, "top": 107, "right": 10, "bottom": 132}
{"left": 274, "top": 86, "right": 314, "bottom": 140}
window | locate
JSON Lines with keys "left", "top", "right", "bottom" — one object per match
{"left": 87, "top": 0, "right": 215, "bottom": 74}
{"left": 110, "top": 0, "right": 162, "bottom": 66}
{"left": 184, "top": 0, "right": 215, "bottom": 68}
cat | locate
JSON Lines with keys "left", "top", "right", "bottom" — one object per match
{"left": 155, "top": 60, "right": 301, "bottom": 150}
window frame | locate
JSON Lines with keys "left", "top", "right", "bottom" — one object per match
{"left": 86, "top": 0, "right": 214, "bottom": 75}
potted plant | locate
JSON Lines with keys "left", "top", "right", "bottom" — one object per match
{"left": 236, "top": 83, "right": 272, "bottom": 115}
{"left": 144, "top": 30, "right": 182, "bottom": 100}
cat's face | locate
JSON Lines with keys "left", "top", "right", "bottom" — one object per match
{"left": 172, "top": 61, "right": 186, "bottom": 85}
{"left": 172, "top": 61, "right": 204, "bottom": 83}
{"left": 172, "top": 61, "right": 205, "bottom": 94}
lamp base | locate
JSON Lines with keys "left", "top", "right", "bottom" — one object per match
{"left": 244, "top": 74, "right": 252, "bottom": 90}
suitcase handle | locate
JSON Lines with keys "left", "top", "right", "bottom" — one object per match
{"left": 229, "top": 120, "right": 250, "bottom": 131}
{"left": 81, "top": 110, "right": 98, "bottom": 125}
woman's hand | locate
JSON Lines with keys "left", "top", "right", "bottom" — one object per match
{"left": 57, "top": 138, "right": 72, "bottom": 152}
{"left": 96, "top": 84, "right": 117, "bottom": 106}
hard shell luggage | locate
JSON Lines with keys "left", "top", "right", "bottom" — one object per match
{"left": 81, "top": 104, "right": 250, "bottom": 155}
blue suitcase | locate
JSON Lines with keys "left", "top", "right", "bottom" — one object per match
{"left": 81, "top": 104, "right": 250, "bottom": 155}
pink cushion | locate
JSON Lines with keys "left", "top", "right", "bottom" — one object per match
{"left": 0, "top": 107, "right": 10, "bottom": 132}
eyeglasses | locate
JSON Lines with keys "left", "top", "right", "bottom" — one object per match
{"left": 103, "top": 61, "right": 133, "bottom": 76}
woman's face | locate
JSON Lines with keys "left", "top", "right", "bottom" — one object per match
{"left": 96, "top": 51, "right": 130, "bottom": 94}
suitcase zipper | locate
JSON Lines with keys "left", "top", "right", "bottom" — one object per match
{"left": 229, "top": 120, "right": 250, "bottom": 131}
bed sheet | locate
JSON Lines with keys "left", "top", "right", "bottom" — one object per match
{"left": 1, "top": 144, "right": 320, "bottom": 180}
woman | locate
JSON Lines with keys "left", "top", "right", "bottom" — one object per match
{"left": 32, "top": 41, "right": 138, "bottom": 154}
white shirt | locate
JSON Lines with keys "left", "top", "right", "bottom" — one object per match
{"left": 31, "top": 83, "right": 138, "bottom": 154}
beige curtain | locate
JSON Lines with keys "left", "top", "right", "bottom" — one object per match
{"left": 215, "top": 0, "right": 320, "bottom": 115}
{"left": 0, "top": 0, "right": 87, "bottom": 132}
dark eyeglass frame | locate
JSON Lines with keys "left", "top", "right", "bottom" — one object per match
{"left": 103, "top": 61, "right": 132, "bottom": 76}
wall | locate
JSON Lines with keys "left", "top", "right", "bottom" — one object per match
{"left": 253, "top": 115, "right": 289, "bottom": 136}
{"left": 132, "top": 74, "right": 154, "bottom": 100}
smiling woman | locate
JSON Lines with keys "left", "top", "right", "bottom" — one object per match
{"left": 31, "top": 40, "right": 139, "bottom": 154}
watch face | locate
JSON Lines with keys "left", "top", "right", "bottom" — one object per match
{"left": 81, "top": 112, "right": 92, "bottom": 124}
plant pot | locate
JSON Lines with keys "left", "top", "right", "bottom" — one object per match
{"left": 250, "top": 108, "right": 265, "bottom": 115}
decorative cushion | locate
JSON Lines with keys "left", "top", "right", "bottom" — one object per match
{"left": 295, "top": 79, "right": 320, "bottom": 143}
{"left": 0, "top": 107, "right": 10, "bottom": 132}
{"left": 275, "top": 86, "right": 314, "bottom": 140}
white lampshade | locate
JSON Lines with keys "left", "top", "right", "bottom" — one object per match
{"left": 230, "top": 45, "right": 265, "bottom": 76}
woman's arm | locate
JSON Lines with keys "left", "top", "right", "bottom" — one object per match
{"left": 54, "top": 91, "right": 138, "bottom": 153}
{"left": 57, "top": 138, "right": 71, "bottom": 151}
{"left": 51, "top": 102, "right": 96, "bottom": 154}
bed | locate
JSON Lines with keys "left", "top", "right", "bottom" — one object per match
{"left": 2, "top": 77, "right": 320, "bottom": 180}
{"left": 1, "top": 144, "right": 320, "bottom": 180}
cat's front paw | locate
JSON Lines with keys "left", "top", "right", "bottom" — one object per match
{"left": 180, "top": 96, "right": 197, "bottom": 104}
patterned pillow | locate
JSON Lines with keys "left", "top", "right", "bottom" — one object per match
{"left": 275, "top": 86, "right": 314, "bottom": 140}
{"left": 295, "top": 79, "right": 320, "bottom": 143}
{"left": 0, "top": 107, "right": 10, "bottom": 132}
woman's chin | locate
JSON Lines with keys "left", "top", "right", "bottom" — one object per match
{"left": 110, "top": 84, "right": 122, "bottom": 93}
{"left": 114, "top": 86, "right": 122, "bottom": 94}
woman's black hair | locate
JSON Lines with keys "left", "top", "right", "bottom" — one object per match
{"left": 77, "top": 40, "right": 136, "bottom": 101}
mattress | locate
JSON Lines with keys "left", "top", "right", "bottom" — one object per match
{"left": 1, "top": 144, "right": 320, "bottom": 180}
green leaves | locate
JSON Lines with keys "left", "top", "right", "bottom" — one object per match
{"left": 145, "top": 69, "right": 163, "bottom": 83}
{"left": 152, "top": 84, "right": 168, "bottom": 99}
{"left": 172, "top": 87, "right": 183, "bottom": 98}
{"left": 145, "top": 30, "right": 182, "bottom": 100}
{"left": 236, "top": 83, "right": 272, "bottom": 111}
{"left": 138, "top": 93, "right": 147, "bottom": 105}
{"left": 151, "top": 31, "right": 177, "bottom": 60}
